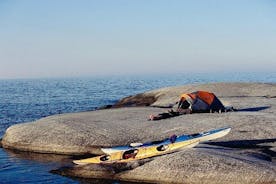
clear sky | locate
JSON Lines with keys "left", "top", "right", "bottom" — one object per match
{"left": 0, "top": 0, "right": 275, "bottom": 79}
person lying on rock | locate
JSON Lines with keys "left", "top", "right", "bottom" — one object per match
{"left": 149, "top": 91, "right": 234, "bottom": 121}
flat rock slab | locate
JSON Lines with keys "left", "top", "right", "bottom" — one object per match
{"left": 2, "top": 82, "right": 276, "bottom": 183}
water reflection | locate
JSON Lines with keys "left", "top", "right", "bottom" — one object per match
{"left": 2, "top": 148, "right": 145, "bottom": 184}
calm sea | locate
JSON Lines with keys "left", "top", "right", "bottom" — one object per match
{"left": 0, "top": 72, "right": 275, "bottom": 183}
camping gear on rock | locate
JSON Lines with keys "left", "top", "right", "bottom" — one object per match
{"left": 178, "top": 91, "right": 225, "bottom": 113}
{"left": 148, "top": 109, "right": 181, "bottom": 121}
{"left": 149, "top": 91, "right": 232, "bottom": 121}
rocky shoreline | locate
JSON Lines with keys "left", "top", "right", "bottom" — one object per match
{"left": 1, "top": 82, "right": 276, "bottom": 183}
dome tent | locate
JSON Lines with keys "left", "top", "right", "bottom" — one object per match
{"left": 178, "top": 91, "right": 225, "bottom": 112}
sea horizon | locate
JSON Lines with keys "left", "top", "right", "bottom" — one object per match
{"left": 0, "top": 71, "right": 275, "bottom": 81}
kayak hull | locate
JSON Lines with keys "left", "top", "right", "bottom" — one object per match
{"left": 73, "top": 139, "right": 199, "bottom": 165}
{"left": 73, "top": 127, "right": 231, "bottom": 165}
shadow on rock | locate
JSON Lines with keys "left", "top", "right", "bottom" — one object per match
{"left": 206, "top": 138, "right": 276, "bottom": 162}
{"left": 237, "top": 106, "right": 270, "bottom": 112}
{"left": 206, "top": 138, "right": 276, "bottom": 148}
{"left": 51, "top": 159, "right": 153, "bottom": 181}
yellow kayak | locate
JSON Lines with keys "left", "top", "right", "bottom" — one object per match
{"left": 73, "top": 138, "right": 198, "bottom": 165}
{"left": 101, "top": 127, "right": 231, "bottom": 154}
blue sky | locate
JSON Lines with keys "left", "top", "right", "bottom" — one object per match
{"left": 0, "top": 0, "right": 275, "bottom": 79}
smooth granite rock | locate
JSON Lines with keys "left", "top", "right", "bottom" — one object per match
{"left": 54, "top": 145, "right": 275, "bottom": 184}
{"left": 2, "top": 82, "right": 276, "bottom": 183}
